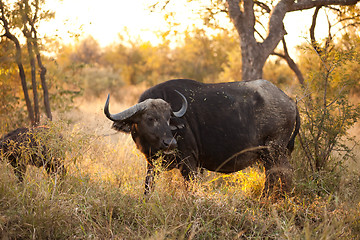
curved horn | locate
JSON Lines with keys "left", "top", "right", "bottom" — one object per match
{"left": 173, "top": 90, "right": 188, "bottom": 118}
{"left": 104, "top": 94, "right": 147, "bottom": 121}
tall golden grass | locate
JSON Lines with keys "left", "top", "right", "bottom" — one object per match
{"left": 0, "top": 96, "right": 359, "bottom": 239}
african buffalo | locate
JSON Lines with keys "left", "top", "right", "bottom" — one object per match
{"left": 104, "top": 79, "right": 300, "bottom": 195}
{"left": 0, "top": 127, "right": 66, "bottom": 181}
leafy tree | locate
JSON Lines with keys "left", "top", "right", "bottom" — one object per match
{"left": 263, "top": 58, "right": 294, "bottom": 87}
{"left": 102, "top": 39, "right": 147, "bottom": 85}
{"left": 151, "top": 0, "right": 360, "bottom": 82}
{"left": 172, "top": 28, "right": 238, "bottom": 82}
{"left": 130, "top": 41, "right": 174, "bottom": 85}
{"left": 70, "top": 36, "right": 102, "bottom": 65}
{"left": 66, "top": 27, "right": 295, "bottom": 97}
{"left": 218, "top": 45, "right": 242, "bottom": 82}
{"left": 1, "top": 0, "right": 35, "bottom": 125}
{"left": 0, "top": 39, "right": 28, "bottom": 130}
{"left": 296, "top": 35, "right": 360, "bottom": 174}
{"left": 43, "top": 46, "right": 83, "bottom": 110}
{"left": 337, "top": 32, "right": 360, "bottom": 94}
{"left": 0, "top": 0, "right": 53, "bottom": 126}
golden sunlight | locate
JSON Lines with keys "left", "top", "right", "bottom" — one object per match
{"left": 40, "top": 0, "right": 205, "bottom": 47}
{"left": 40, "top": 0, "right": 330, "bottom": 50}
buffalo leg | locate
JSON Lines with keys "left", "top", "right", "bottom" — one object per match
{"left": 178, "top": 157, "right": 198, "bottom": 191}
{"left": 262, "top": 145, "right": 293, "bottom": 197}
{"left": 45, "top": 159, "right": 66, "bottom": 178}
{"left": 10, "top": 159, "right": 27, "bottom": 182}
{"left": 144, "top": 163, "right": 156, "bottom": 195}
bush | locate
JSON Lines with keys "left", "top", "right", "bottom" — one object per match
{"left": 297, "top": 45, "right": 360, "bottom": 176}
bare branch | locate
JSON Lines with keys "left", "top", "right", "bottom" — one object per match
{"left": 310, "top": 6, "right": 322, "bottom": 54}
{"left": 324, "top": 11, "right": 333, "bottom": 51}
{"left": 262, "top": 0, "right": 294, "bottom": 57}
{"left": 298, "top": 133, "right": 316, "bottom": 170}
{"left": 254, "top": 1, "right": 271, "bottom": 13}
{"left": 289, "top": 0, "right": 359, "bottom": 12}
{"left": 271, "top": 38, "right": 305, "bottom": 85}
{"left": 255, "top": 18, "right": 267, "bottom": 34}
{"left": 254, "top": 27, "right": 265, "bottom": 40}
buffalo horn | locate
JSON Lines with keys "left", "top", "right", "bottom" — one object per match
{"left": 104, "top": 94, "right": 148, "bottom": 121}
{"left": 173, "top": 90, "right": 188, "bottom": 118}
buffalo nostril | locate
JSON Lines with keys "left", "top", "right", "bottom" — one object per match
{"left": 163, "top": 138, "right": 177, "bottom": 149}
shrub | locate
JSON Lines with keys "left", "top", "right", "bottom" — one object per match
{"left": 296, "top": 45, "right": 360, "bottom": 176}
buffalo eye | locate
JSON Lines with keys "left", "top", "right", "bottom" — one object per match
{"left": 146, "top": 116, "right": 156, "bottom": 125}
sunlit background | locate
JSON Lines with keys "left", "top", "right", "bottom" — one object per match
{"left": 40, "top": 0, "right": 330, "bottom": 53}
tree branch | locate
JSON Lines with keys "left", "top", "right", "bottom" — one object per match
{"left": 226, "top": 0, "right": 243, "bottom": 32}
{"left": 324, "top": 11, "right": 333, "bottom": 52}
{"left": 271, "top": 38, "right": 305, "bottom": 85}
{"left": 310, "top": 6, "right": 322, "bottom": 54}
{"left": 254, "top": 1, "right": 271, "bottom": 13}
{"left": 262, "top": 0, "right": 294, "bottom": 57}
{"left": 289, "top": 0, "right": 359, "bottom": 12}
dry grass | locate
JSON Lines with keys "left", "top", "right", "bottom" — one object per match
{"left": 0, "top": 98, "right": 360, "bottom": 239}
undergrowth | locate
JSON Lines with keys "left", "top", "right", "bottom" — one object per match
{"left": 0, "top": 122, "right": 359, "bottom": 239}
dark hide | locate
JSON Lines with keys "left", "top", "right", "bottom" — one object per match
{"left": 0, "top": 127, "right": 66, "bottom": 181}
{"left": 105, "top": 79, "right": 300, "bottom": 195}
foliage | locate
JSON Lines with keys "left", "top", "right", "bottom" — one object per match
{"left": 70, "top": 36, "right": 102, "bottom": 65}
{"left": 171, "top": 28, "right": 238, "bottom": 83}
{"left": 0, "top": 0, "right": 56, "bottom": 125}
{"left": 263, "top": 58, "right": 296, "bottom": 87}
{"left": 0, "top": 39, "right": 82, "bottom": 132}
{"left": 337, "top": 31, "right": 360, "bottom": 94}
{"left": 0, "top": 40, "right": 27, "bottom": 131}
{"left": 56, "top": 28, "right": 291, "bottom": 98}
{"left": 101, "top": 29, "right": 239, "bottom": 85}
{"left": 102, "top": 39, "right": 172, "bottom": 86}
{"left": 296, "top": 41, "right": 360, "bottom": 176}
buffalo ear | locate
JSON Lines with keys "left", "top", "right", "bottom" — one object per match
{"left": 112, "top": 121, "right": 132, "bottom": 133}
{"left": 170, "top": 117, "right": 185, "bottom": 131}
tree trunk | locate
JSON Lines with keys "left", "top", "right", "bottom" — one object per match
{"left": 20, "top": 1, "right": 41, "bottom": 125}
{"left": 20, "top": 0, "right": 40, "bottom": 124}
{"left": 227, "top": 0, "right": 293, "bottom": 81}
{"left": 28, "top": 6, "right": 52, "bottom": 120}
{"left": 25, "top": 33, "right": 40, "bottom": 124}
{"left": 1, "top": 1, "right": 37, "bottom": 125}
{"left": 5, "top": 33, "right": 35, "bottom": 125}
{"left": 1, "top": 1, "right": 35, "bottom": 125}
{"left": 21, "top": 0, "right": 52, "bottom": 121}
{"left": 33, "top": 37, "right": 52, "bottom": 120}
{"left": 241, "top": 40, "right": 266, "bottom": 81}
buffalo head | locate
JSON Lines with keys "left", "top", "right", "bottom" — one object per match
{"left": 104, "top": 90, "right": 188, "bottom": 156}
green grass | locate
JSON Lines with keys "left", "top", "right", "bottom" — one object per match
{"left": 0, "top": 122, "right": 359, "bottom": 239}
